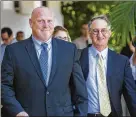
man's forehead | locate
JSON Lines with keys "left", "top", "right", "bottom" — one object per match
{"left": 82, "top": 24, "right": 88, "bottom": 28}
{"left": 32, "top": 7, "right": 53, "bottom": 18}
{"left": 91, "top": 19, "right": 108, "bottom": 28}
{"left": 36, "top": 13, "right": 53, "bottom": 19}
{"left": 18, "top": 33, "right": 24, "bottom": 36}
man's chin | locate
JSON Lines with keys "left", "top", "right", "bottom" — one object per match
{"left": 41, "top": 35, "right": 51, "bottom": 41}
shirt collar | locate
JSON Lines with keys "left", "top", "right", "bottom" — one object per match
{"left": 32, "top": 35, "right": 52, "bottom": 51}
{"left": 1, "top": 43, "right": 7, "bottom": 47}
{"left": 90, "top": 45, "right": 108, "bottom": 59}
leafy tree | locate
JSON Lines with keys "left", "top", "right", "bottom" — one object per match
{"left": 61, "top": 1, "right": 115, "bottom": 40}
{"left": 61, "top": 1, "right": 136, "bottom": 52}
{"left": 109, "top": 1, "right": 136, "bottom": 52}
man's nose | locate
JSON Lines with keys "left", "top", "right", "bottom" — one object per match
{"left": 43, "top": 21, "right": 49, "bottom": 27}
{"left": 97, "top": 30, "right": 103, "bottom": 38}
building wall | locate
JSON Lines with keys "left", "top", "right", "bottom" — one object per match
{"left": 1, "top": 1, "right": 31, "bottom": 39}
{"left": 1, "top": 1, "right": 63, "bottom": 39}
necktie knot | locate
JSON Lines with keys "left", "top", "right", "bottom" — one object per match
{"left": 96, "top": 53, "right": 102, "bottom": 61}
{"left": 41, "top": 43, "right": 48, "bottom": 50}
{"left": 97, "top": 53, "right": 102, "bottom": 58}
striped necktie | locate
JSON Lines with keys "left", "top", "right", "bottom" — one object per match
{"left": 39, "top": 43, "right": 48, "bottom": 82}
{"left": 97, "top": 54, "right": 111, "bottom": 116}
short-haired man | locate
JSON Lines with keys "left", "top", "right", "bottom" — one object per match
{"left": 1, "top": 27, "right": 17, "bottom": 63}
{"left": 1, "top": 7, "right": 88, "bottom": 117}
{"left": 80, "top": 15, "right": 136, "bottom": 117}
{"left": 16, "top": 31, "right": 24, "bottom": 41}
{"left": 73, "top": 23, "right": 91, "bottom": 49}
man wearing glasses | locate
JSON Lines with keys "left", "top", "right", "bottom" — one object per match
{"left": 80, "top": 15, "right": 136, "bottom": 117}
{"left": 1, "top": 27, "right": 17, "bottom": 63}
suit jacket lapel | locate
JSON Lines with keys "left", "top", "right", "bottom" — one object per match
{"left": 48, "top": 39, "right": 57, "bottom": 86}
{"left": 25, "top": 38, "right": 46, "bottom": 87}
{"left": 80, "top": 48, "right": 89, "bottom": 81}
{"left": 106, "top": 49, "right": 114, "bottom": 95}
{"left": 82, "top": 47, "right": 113, "bottom": 87}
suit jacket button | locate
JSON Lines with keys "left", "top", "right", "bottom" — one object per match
{"left": 47, "top": 91, "right": 49, "bottom": 95}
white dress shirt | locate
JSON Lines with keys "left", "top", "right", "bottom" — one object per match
{"left": 87, "top": 45, "right": 108, "bottom": 114}
{"left": 32, "top": 36, "right": 52, "bottom": 86}
{"left": 130, "top": 54, "right": 136, "bottom": 80}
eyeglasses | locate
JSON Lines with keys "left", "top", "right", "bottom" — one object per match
{"left": 55, "top": 36, "right": 69, "bottom": 41}
{"left": 91, "top": 28, "right": 109, "bottom": 35}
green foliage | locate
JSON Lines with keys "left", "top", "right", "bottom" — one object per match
{"left": 61, "top": 1, "right": 115, "bottom": 40}
{"left": 109, "top": 1, "right": 136, "bottom": 52}
{"left": 61, "top": 1, "right": 136, "bottom": 52}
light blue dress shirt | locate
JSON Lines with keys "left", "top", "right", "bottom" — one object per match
{"left": 0, "top": 44, "right": 6, "bottom": 64}
{"left": 87, "top": 45, "right": 108, "bottom": 114}
{"left": 0, "top": 38, "right": 17, "bottom": 64}
{"left": 32, "top": 36, "right": 52, "bottom": 86}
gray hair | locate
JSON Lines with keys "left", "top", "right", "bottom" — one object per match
{"left": 88, "top": 15, "right": 111, "bottom": 30}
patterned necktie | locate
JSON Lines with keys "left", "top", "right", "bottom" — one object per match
{"left": 39, "top": 43, "right": 48, "bottom": 82}
{"left": 97, "top": 54, "right": 111, "bottom": 116}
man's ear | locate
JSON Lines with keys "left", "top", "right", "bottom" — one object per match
{"left": 108, "top": 30, "right": 111, "bottom": 40}
{"left": 10, "top": 34, "right": 13, "bottom": 41}
{"left": 89, "top": 30, "right": 93, "bottom": 40}
{"left": 29, "top": 19, "right": 32, "bottom": 28}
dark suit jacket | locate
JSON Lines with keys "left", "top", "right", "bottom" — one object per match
{"left": 1, "top": 37, "right": 88, "bottom": 116}
{"left": 80, "top": 47, "right": 136, "bottom": 117}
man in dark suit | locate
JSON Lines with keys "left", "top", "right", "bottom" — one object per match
{"left": 1, "top": 7, "right": 88, "bottom": 117}
{"left": 80, "top": 15, "right": 136, "bottom": 117}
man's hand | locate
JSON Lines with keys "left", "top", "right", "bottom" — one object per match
{"left": 133, "top": 50, "right": 136, "bottom": 65}
{"left": 16, "top": 111, "right": 29, "bottom": 117}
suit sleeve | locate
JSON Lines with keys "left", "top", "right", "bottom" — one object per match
{"left": 71, "top": 45, "right": 88, "bottom": 116}
{"left": 123, "top": 58, "right": 136, "bottom": 117}
{"left": 1, "top": 46, "right": 25, "bottom": 116}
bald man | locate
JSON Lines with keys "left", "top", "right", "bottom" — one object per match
{"left": 1, "top": 7, "right": 88, "bottom": 117}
